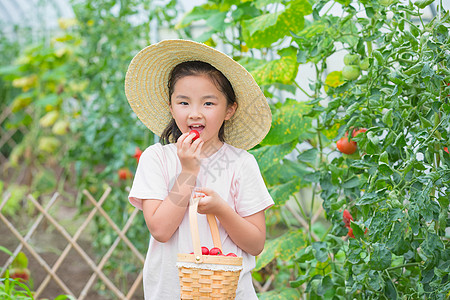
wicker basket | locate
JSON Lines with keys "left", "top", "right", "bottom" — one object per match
{"left": 176, "top": 196, "right": 243, "bottom": 299}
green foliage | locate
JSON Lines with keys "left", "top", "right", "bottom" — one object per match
{"left": 0, "top": 0, "right": 180, "bottom": 294}
{"left": 179, "top": 0, "right": 450, "bottom": 298}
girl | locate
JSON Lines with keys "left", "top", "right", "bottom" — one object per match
{"left": 125, "top": 39, "right": 274, "bottom": 299}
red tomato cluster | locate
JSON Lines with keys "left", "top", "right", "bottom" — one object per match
{"left": 343, "top": 209, "right": 367, "bottom": 238}
{"left": 117, "top": 147, "right": 143, "bottom": 180}
{"left": 191, "top": 247, "right": 237, "bottom": 257}
{"left": 342, "top": 209, "right": 355, "bottom": 238}
{"left": 336, "top": 128, "right": 367, "bottom": 155}
{"left": 118, "top": 168, "right": 133, "bottom": 180}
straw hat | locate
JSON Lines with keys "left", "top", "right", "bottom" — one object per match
{"left": 124, "top": 39, "right": 272, "bottom": 150}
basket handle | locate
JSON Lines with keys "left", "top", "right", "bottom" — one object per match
{"left": 189, "top": 196, "right": 222, "bottom": 263}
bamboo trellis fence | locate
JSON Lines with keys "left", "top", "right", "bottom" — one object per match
{"left": 0, "top": 186, "right": 144, "bottom": 299}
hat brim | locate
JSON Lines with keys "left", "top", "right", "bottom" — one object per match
{"left": 125, "top": 39, "right": 272, "bottom": 150}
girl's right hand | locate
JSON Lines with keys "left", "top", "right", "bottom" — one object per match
{"left": 176, "top": 131, "right": 204, "bottom": 175}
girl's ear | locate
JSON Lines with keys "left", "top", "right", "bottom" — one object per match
{"left": 169, "top": 101, "right": 174, "bottom": 115}
{"left": 225, "top": 102, "right": 238, "bottom": 121}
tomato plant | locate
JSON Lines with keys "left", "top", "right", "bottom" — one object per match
{"left": 178, "top": 0, "right": 450, "bottom": 298}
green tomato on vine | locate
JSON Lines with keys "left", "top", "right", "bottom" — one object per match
{"left": 342, "top": 65, "right": 361, "bottom": 80}
{"left": 379, "top": 0, "right": 394, "bottom": 7}
{"left": 343, "top": 53, "right": 360, "bottom": 66}
{"left": 359, "top": 57, "right": 370, "bottom": 70}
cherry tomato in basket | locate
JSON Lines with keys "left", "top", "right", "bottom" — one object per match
{"left": 226, "top": 253, "right": 237, "bottom": 257}
{"left": 202, "top": 247, "right": 209, "bottom": 255}
{"left": 209, "top": 247, "right": 222, "bottom": 255}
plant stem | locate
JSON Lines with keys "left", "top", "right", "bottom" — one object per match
{"left": 387, "top": 262, "right": 420, "bottom": 271}
{"left": 294, "top": 81, "right": 313, "bottom": 98}
{"left": 366, "top": 40, "right": 373, "bottom": 56}
{"left": 309, "top": 182, "right": 317, "bottom": 244}
{"left": 323, "top": 1, "right": 336, "bottom": 16}
{"left": 294, "top": 193, "right": 309, "bottom": 222}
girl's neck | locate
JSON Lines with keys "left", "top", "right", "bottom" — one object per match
{"left": 200, "top": 141, "right": 224, "bottom": 159}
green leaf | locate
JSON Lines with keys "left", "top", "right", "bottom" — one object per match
{"left": 268, "top": 178, "right": 301, "bottom": 205}
{"left": 350, "top": 221, "right": 365, "bottom": 239}
{"left": 205, "top": 11, "right": 228, "bottom": 31}
{"left": 295, "top": 246, "right": 315, "bottom": 263}
{"left": 251, "top": 48, "right": 300, "bottom": 86}
{"left": 55, "top": 296, "right": 77, "bottom": 300}
{"left": 243, "top": 10, "right": 279, "bottom": 36}
{"left": 176, "top": 6, "right": 218, "bottom": 29}
{"left": 0, "top": 246, "right": 13, "bottom": 256}
{"left": 317, "top": 275, "right": 334, "bottom": 296}
{"left": 290, "top": 273, "right": 311, "bottom": 287}
{"left": 263, "top": 159, "right": 310, "bottom": 186}
{"left": 242, "top": 0, "right": 312, "bottom": 48}
{"left": 357, "top": 192, "right": 380, "bottom": 205}
{"left": 384, "top": 277, "right": 398, "bottom": 299}
{"left": 258, "top": 287, "right": 301, "bottom": 300}
{"left": 382, "top": 109, "right": 393, "bottom": 127}
{"left": 255, "top": 229, "right": 307, "bottom": 271}
{"left": 35, "top": 94, "right": 58, "bottom": 107}
{"left": 261, "top": 99, "right": 312, "bottom": 145}
{"left": 11, "top": 252, "right": 28, "bottom": 269}
{"left": 249, "top": 140, "right": 297, "bottom": 173}
{"left": 312, "top": 241, "right": 328, "bottom": 262}
{"left": 369, "top": 243, "right": 392, "bottom": 271}
{"left": 0, "top": 64, "right": 21, "bottom": 76}
{"left": 414, "top": 0, "right": 434, "bottom": 9}
{"left": 297, "top": 148, "right": 318, "bottom": 164}
{"left": 342, "top": 176, "right": 360, "bottom": 188}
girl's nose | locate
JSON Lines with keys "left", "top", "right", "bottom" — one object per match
{"left": 189, "top": 106, "right": 203, "bottom": 119}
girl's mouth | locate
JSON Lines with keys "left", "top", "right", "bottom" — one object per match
{"left": 189, "top": 126, "right": 205, "bottom": 133}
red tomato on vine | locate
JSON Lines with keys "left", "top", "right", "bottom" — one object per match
{"left": 118, "top": 168, "right": 133, "bottom": 180}
{"left": 133, "top": 147, "right": 143, "bottom": 163}
{"left": 343, "top": 209, "right": 353, "bottom": 228}
{"left": 336, "top": 135, "right": 357, "bottom": 155}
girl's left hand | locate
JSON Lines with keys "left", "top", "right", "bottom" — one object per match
{"left": 195, "top": 187, "right": 226, "bottom": 216}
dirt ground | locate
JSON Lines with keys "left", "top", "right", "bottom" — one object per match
{"left": 0, "top": 212, "right": 144, "bottom": 300}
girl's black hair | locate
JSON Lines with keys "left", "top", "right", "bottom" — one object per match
{"left": 160, "top": 61, "right": 237, "bottom": 145}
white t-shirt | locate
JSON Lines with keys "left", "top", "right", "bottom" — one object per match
{"left": 128, "top": 142, "right": 274, "bottom": 299}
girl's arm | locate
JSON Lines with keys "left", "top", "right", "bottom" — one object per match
{"left": 197, "top": 187, "right": 267, "bottom": 256}
{"left": 142, "top": 132, "right": 204, "bottom": 243}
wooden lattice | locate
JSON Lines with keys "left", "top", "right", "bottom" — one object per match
{"left": 0, "top": 187, "right": 145, "bottom": 299}
{"left": 0, "top": 106, "right": 30, "bottom": 164}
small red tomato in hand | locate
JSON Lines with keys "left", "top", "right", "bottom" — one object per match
{"left": 201, "top": 246, "right": 209, "bottom": 255}
{"left": 226, "top": 253, "right": 237, "bottom": 257}
{"left": 133, "top": 147, "right": 143, "bottom": 163}
{"left": 118, "top": 168, "right": 133, "bottom": 180}
{"left": 336, "top": 136, "right": 357, "bottom": 155}
{"left": 189, "top": 130, "right": 200, "bottom": 141}
{"left": 209, "top": 247, "right": 222, "bottom": 255}
{"left": 343, "top": 209, "right": 354, "bottom": 228}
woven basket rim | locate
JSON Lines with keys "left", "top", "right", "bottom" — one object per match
{"left": 177, "top": 253, "right": 243, "bottom": 266}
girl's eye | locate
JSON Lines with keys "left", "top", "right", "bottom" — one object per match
{"left": 205, "top": 102, "right": 214, "bottom": 106}
{"left": 180, "top": 102, "right": 188, "bottom": 105}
